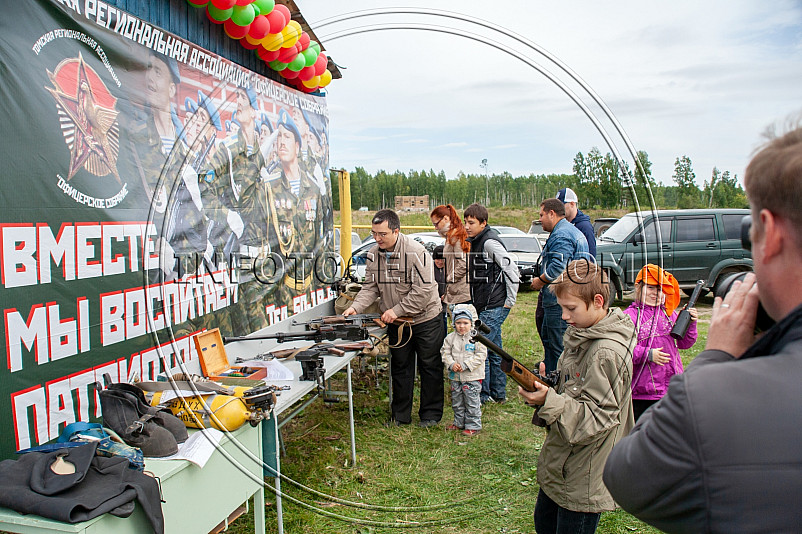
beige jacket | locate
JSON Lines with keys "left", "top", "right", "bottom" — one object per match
{"left": 350, "top": 233, "right": 442, "bottom": 324}
{"left": 441, "top": 304, "right": 486, "bottom": 382}
{"left": 442, "top": 239, "right": 471, "bottom": 305}
{"left": 536, "top": 307, "right": 635, "bottom": 513}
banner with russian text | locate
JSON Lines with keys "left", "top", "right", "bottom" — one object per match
{"left": 0, "top": 0, "right": 335, "bottom": 458}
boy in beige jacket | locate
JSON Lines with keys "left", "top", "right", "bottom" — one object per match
{"left": 519, "top": 260, "right": 634, "bottom": 533}
{"left": 441, "top": 304, "right": 487, "bottom": 436}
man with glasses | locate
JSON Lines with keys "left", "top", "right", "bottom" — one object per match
{"left": 604, "top": 125, "right": 802, "bottom": 533}
{"left": 344, "top": 210, "right": 445, "bottom": 427}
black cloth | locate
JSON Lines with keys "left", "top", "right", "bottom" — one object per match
{"left": 466, "top": 226, "right": 507, "bottom": 313}
{"left": 0, "top": 442, "right": 164, "bottom": 533}
{"left": 387, "top": 314, "right": 445, "bottom": 423}
{"left": 604, "top": 303, "right": 802, "bottom": 534}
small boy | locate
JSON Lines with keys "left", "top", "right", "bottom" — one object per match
{"left": 519, "top": 260, "right": 635, "bottom": 533}
{"left": 441, "top": 304, "right": 488, "bottom": 436}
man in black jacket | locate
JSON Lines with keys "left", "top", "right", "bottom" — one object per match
{"left": 603, "top": 125, "right": 802, "bottom": 533}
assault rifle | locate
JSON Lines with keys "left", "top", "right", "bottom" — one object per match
{"left": 293, "top": 313, "right": 413, "bottom": 330}
{"left": 223, "top": 324, "right": 369, "bottom": 344}
{"left": 241, "top": 341, "right": 373, "bottom": 361}
{"left": 470, "top": 321, "right": 559, "bottom": 392}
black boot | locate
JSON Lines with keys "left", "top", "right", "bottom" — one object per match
{"left": 99, "top": 389, "right": 178, "bottom": 458}
{"left": 106, "top": 383, "right": 188, "bottom": 444}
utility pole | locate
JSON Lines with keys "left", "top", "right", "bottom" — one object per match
{"left": 480, "top": 158, "right": 489, "bottom": 206}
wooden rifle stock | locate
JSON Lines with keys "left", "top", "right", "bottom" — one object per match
{"left": 471, "top": 321, "right": 550, "bottom": 392}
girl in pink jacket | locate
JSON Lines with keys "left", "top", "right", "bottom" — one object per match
{"left": 623, "top": 264, "right": 698, "bottom": 421}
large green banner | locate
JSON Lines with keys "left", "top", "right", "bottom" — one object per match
{"left": 0, "top": 0, "right": 335, "bottom": 458}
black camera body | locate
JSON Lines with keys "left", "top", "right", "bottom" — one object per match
{"left": 518, "top": 262, "right": 541, "bottom": 283}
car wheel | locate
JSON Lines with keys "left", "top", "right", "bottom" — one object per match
{"left": 595, "top": 224, "right": 613, "bottom": 237}
{"left": 607, "top": 272, "right": 620, "bottom": 303}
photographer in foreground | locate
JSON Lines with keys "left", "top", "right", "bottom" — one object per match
{"left": 603, "top": 125, "right": 802, "bottom": 533}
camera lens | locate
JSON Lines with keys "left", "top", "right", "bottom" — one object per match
{"left": 714, "top": 272, "right": 773, "bottom": 334}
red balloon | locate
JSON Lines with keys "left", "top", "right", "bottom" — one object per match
{"left": 248, "top": 15, "right": 271, "bottom": 39}
{"left": 281, "top": 68, "right": 301, "bottom": 80}
{"left": 298, "top": 65, "right": 315, "bottom": 81}
{"left": 273, "top": 3, "right": 291, "bottom": 25}
{"left": 258, "top": 47, "right": 281, "bottom": 62}
{"left": 235, "top": 0, "right": 252, "bottom": 5}
{"left": 265, "top": 9, "right": 285, "bottom": 31}
{"left": 313, "top": 53, "right": 327, "bottom": 76}
{"left": 297, "top": 32, "right": 310, "bottom": 51}
{"left": 210, "top": 0, "right": 236, "bottom": 9}
{"left": 312, "top": 52, "right": 329, "bottom": 76}
{"left": 224, "top": 19, "right": 250, "bottom": 39}
{"left": 277, "top": 46, "right": 297, "bottom": 64}
{"left": 240, "top": 37, "right": 259, "bottom": 49}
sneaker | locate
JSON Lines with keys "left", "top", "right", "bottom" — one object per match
{"left": 418, "top": 419, "right": 439, "bottom": 428}
{"left": 493, "top": 398, "right": 507, "bottom": 405}
{"left": 445, "top": 423, "right": 462, "bottom": 431}
{"left": 480, "top": 397, "right": 494, "bottom": 405}
{"left": 462, "top": 429, "right": 480, "bottom": 436}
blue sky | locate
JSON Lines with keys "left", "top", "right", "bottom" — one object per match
{"left": 300, "top": 0, "right": 802, "bottom": 186}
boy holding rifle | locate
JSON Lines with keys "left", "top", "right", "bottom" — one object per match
{"left": 519, "top": 260, "right": 634, "bottom": 534}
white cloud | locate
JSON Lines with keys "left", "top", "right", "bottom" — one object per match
{"left": 303, "top": 0, "right": 802, "bottom": 185}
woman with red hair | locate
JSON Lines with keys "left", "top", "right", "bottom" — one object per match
{"left": 430, "top": 205, "right": 471, "bottom": 307}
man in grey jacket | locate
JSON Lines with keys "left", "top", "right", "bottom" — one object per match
{"left": 344, "top": 210, "right": 445, "bottom": 427}
{"left": 603, "top": 125, "right": 802, "bottom": 533}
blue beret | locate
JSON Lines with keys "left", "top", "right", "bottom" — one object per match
{"left": 276, "top": 108, "right": 302, "bottom": 145}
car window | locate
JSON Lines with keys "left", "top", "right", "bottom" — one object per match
{"left": 499, "top": 237, "right": 541, "bottom": 253}
{"left": 600, "top": 215, "right": 641, "bottom": 243}
{"left": 643, "top": 219, "right": 672, "bottom": 244}
{"left": 675, "top": 217, "right": 715, "bottom": 242}
{"left": 721, "top": 214, "right": 745, "bottom": 240}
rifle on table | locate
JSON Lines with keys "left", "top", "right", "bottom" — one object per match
{"left": 293, "top": 313, "right": 414, "bottom": 330}
{"left": 470, "top": 321, "right": 559, "bottom": 392}
{"left": 223, "top": 324, "right": 369, "bottom": 345}
{"left": 249, "top": 340, "right": 373, "bottom": 360}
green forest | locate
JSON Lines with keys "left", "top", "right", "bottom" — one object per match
{"left": 331, "top": 147, "right": 749, "bottom": 211}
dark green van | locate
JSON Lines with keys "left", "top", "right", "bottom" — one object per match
{"left": 597, "top": 209, "right": 752, "bottom": 299}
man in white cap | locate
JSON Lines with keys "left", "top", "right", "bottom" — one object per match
{"left": 557, "top": 187, "right": 596, "bottom": 258}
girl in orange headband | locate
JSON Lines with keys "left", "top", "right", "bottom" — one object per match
{"left": 623, "top": 264, "right": 698, "bottom": 421}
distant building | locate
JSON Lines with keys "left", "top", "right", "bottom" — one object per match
{"left": 395, "top": 195, "right": 429, "bottom": 212}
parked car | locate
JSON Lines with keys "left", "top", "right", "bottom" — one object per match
{"left": 493, "top": 225, "right": 527, "bottom": 235}
{"left": 334, "top": 228, "right": 362, "bottom": 252}
{"left": 497, "top": 233, "right": 542, "bottom": 285}
{"left": 347, "top": 232, "right": 445, "bottom": 282}
{"left": 527, "top": 220, "right": 549, "bottom": 247}
{"left": 592, "top": 217, "right": 619, "bottom": 237}
{"left": 597, "top": 209, "right": 752, "bottom": 299}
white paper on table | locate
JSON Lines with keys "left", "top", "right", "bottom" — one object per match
{"left": 238, "top": 358, "right": 294, "bottom": 381}
{"left": 151, "top": 428, "right": 224, "bottom": 468}
{"left": 157, "top": 389, "right": 215, "bottom": 403}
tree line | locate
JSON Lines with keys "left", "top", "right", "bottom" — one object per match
{"left": 331, "top": 148, "right": 748, "bottom": 211}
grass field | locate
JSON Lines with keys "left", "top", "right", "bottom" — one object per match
{"left": 228, "top": 288, "right": 716, "bottom": 534}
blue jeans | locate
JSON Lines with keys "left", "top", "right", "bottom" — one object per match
{"left": 478, "top": 306, "right": 510, "bottom": 402}
{"left": 541, "top": 304, "right": 568, "bottom": 374}
{"left": 534, "top": 489, "right": 600, "bottom": 534}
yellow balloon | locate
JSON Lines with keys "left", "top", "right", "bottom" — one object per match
{"left": 281, "top": 25, "right": 299, "bottom": 48}
{"left": 288, "top": 20, "right": 302, "bottom": 35}
{"left": 320, "top": 69, "right": 332, "bottom": 87}
{"left": 302, "top": 75, "right": 320, "bottom": 88}
{"left": 261, "top": 32, "right": 284, "bottom": 51}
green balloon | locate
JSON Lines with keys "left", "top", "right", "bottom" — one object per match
{"left": 310, "top": 41, "right": 321, "bottom": 55}
{"left": 303, "top": 48, "right": 318, "bottom": 68}
{"left": 231, "top": 4, "right": 255, "bottom": 26}
{"left": 269, "top": 60, "right": 289, "bottom": 70}
{"left": 207, "top": 4, "right": 233, "bottom": 21}
{"left": 287, "top": 53, "right": 306, "bottom": 72}
{"left": 254, "top": 0, "right": 275, "bottom": 16}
